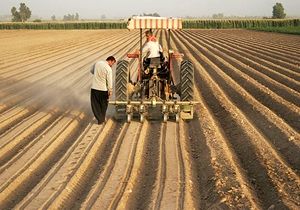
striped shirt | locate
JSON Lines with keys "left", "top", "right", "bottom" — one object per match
{"left": 90, "top": 61, "right": 113, "bottom": 91}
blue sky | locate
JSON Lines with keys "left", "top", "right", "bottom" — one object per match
{"left": 0, "top": 0, "right": 299, "bottom": 19}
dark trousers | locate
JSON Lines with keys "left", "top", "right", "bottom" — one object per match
{"left": 90, "top": 89, "right": 109, "bottom": 124}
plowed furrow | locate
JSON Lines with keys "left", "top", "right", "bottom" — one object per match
{"left": 180, "top": 31, "right": 300, "bottom": 95}
{"left": 171, "top": 35, "right": 260, "bottom": 209}
{"left": 0, "top": 113, "right": 69, "bottom": 179}
{"left": 0, "top": 114, "right": 65, "bottom": 175}
{"left": 0, "top": 29, "right": 299, "bottom": 209}
{"left": 0, "top": 34, "right": 138, "bottom": 109}
{"left": 197, "top": 30, "right": 300, "bottom": 64}
{"left": 0, "top": 110, "right": 50, "bottom": 148}
{"left": 0, "top": 111, "right": 87, "bottom": 209}
{"left": 156, "top": 122, "right": 185, "bottom": 210}
{"left": 0, "top": 31, "right": 119, "bottom": 64}
{"left": 0, "top": 33, "right": 103, "bottom": 70}
{"left": 0, "top": 33, "right": 127, "bottom": 80}
{"left": 16, "top": 122, "right": 104, "bottom": 209}
{"left": 209, "top": 29, "right": 300, "bottom": 54}
{"left": 190, "top": 30, "right": 300, "bottom": 79}
{"left": 0, "top": 110, "right": 59, "bottom": 165}
{"left": 176, "top": 31, "right": 300, "bottom": 131}
{"left": 0, "top": 66, "right": 88, "bottom": 130}
{"left": 2, "top": 30, "right": 136, "bottom": 111}
{"left": 0, "top": 32, "right": 117, "bottom": 67}
{"left": 0, "top": 31, "right": 137, "bottom": 94}
{"left": 81, "top": 122, "right": 142, "bottom": 209}
{"left": 42, "top": 121, "right": 124, "bottom": 209}
{"left": 0, "top": 32, "right": 136, "bottom": 85}
{"left": 120, "top": 121, "right": 161, "bottom": 210}
{"left": 0, "top": 106, "right": 36, "bottom": 135}
{"left": 173, "top": 31, "right": 300, "bottom": 209}
{"left": 176, "top": 36, "right": 300, "bottom": 168}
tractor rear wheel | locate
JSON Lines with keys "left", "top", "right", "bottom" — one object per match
{"left": 115, "top": 60, "right": 129, "bottom": 101}
{"left": 180, "top": 60, "right": 194, "bottom": 101}
{"left": 115, "top": 60, "right": 129, "bottom": 120}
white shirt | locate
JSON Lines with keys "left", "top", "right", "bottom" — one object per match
{"left": 142, "top": 41, "right": 163, "bottom": 58}
{"left": 91, "top": 61, "right": 113, "bottom": 91}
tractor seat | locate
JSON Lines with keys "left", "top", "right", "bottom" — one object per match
{"left": 149, "top": 57, "right": 161, "bottom": 68}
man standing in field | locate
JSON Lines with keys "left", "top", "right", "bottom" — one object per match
{"left": 90, "top": 56, "right": 116, "bottom": 125}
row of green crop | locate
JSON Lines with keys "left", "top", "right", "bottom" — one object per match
{"left": 0, "top": 22, "right": 127, "bottom": 30}
{"left": 0, "top": 19, "right": 299, "bottom": 30}
{"left": 249, "top": 26, "right": 300, "bottom": 35}
{"left": 182, "top": 19, "right": 300, "bottom": 29}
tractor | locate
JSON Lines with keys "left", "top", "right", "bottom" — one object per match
{"left": 109, "top": 16, "right": 197, "bottom": 122}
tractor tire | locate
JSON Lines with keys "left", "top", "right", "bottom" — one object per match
{"left": 115, "top": 60, "right": 129, "bottom": 101}
{"left": 180, "top": 60, "right": 194, "bottom": 101}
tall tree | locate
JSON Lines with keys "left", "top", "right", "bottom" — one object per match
{"left": 272, "top": 2, "right": 286, "bottom": 19}
{"left": 11, "top": 7, "right": 20, "bottom": 22}
{"left": 11, "top": 3, "right": 31, "bottom": 22}
{"left": 75, "top": 13, "right": 79, "bottom": 21}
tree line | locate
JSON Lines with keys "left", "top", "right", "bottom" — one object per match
{"left": 9, "top": 2, "right": 289, "bottom": 22}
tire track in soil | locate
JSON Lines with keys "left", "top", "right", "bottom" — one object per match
{"left": 173, "top": 30, "right": 300, "bottom": 209}
{"left": 158, "top": 122, "right": 185, "bottom": 210}
{"left": 122, "top": 121, "right": 161, "bottom": 210}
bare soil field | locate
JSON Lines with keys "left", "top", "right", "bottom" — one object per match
{"left": 0, "top": 29, "right": 299, "bottom": 209}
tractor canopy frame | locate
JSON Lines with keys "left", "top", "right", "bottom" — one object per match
{"left": 126, "top": 16, "right": 183, "bottom": 82}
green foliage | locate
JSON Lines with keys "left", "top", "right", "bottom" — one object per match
{"left": 212, "top": 13, "right": 224, "bottom": 19}
{"left": 182, "top": 19, "right": 299, "bottom": 29}
{"left": 0, "top": 21, "right": 127, "bottom": 30}
{"left": 1, "top": 19, "right": 299, "bottom": 34}
{"left": 33, "top": 19, "right": 42, "bottom": 22}
{"left": 249, "top": 26, "right": 300, "bottom": 35}
{"left": 272, "top": 3, "right": 286, "bottom": 19}
{"left": 11, "top": 3, "right": 31, "bottom": 22}
{"left": 142, "top": 13, "right": 160, "bottom": 17}
{"left": 63, "top": 13, "right": 79, "bottom": 21}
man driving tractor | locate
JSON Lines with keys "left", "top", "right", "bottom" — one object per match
{"left": 141, "top": 30, "right": 163, "bottom": 71}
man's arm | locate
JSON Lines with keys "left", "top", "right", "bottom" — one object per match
{"left": 142, "top": 42, "right": 150, "bottom": 54}
{"left": 106, "top": 67, "right": 113, "bottom": 97}
{"left": 159, "top": 44, "right": 163, "bottom": 52}
{"left": 90, "top": 63, "right": 96, "bottom": 74}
